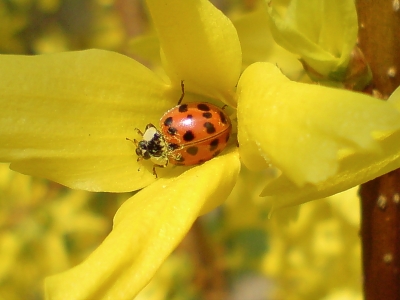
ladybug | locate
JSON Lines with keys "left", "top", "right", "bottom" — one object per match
{"left": 131, "top": 82, "right": 232, "bottom": 177}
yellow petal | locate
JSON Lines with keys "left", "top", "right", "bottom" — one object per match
{"left": 238, "top": 62, "right": 400, "bottom": 187}
{"left": 388, "top": 85, "right": 400, "bottom": 111}
{"left": 261, "top": 80, "right": 400, "bottom": 208}
{"left": 234, "top": 7, "right": 303, "bottom": 80}
{"left": 45, "top": 149, "right": 240, "bottom": 300}
{"left": 145, "top": 0, "right": 241, "bottom": 105}
{"left": 267, "top": 0, "right": 358, "bottom": 77}
{"left": 262, "top": 129, "right": 400, "bottom": 208}
{"left": 234, "top": 8, "right": 275, "bottom": 66}
{"left": 128, "top": 34, "right": 163, "bottom": 71}
{"left": 0, "top": 49, "right": 184, "bottom": 192}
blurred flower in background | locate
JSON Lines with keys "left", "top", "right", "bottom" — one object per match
{"left": 0, "top": 0, "right": 126, "bottom": 54}
{"left": 0, "top": 163, "right": 128, "bottom": 300}
{"left": 0, "top": 1, "right": 398, "bottom": 300}
{"left": 0, "top": 1, "right": 132, "bottom": 299}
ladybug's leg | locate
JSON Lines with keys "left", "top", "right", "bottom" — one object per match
{"left": 177, "top": 80, "right": 185, "bottom": 105}
{"left": 145, "top": 123, "right": 156, "bottom": 131}
{"left": 134, "top": 123, "right": 155, "bottom": 137}
{"left": 125, "top": 137, "right": 142, "bottom": 170}
{"left": 134, "top": 128, "right": 144, "bottom": 136}
{"left": 125, "top": 137, "right": 139, "bottom": 145}
{"left": 136, "top": 156, "right": 142, "bottom": 172}
{"left": 152, "top": 160, "right": 168, "bottom": 178}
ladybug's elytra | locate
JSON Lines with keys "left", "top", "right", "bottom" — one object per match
{"left": 131, "top": 82, "right": 232, "bottom": 177}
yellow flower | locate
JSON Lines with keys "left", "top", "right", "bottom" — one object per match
{"left": 0, "top": 1, "right": 399, "bottom": 299}
{"left": 0, "top": 163, "right": 111, "bottom": 300}
{"left": 233, "top": 6, "right": 304, "bottom": 80}
{"left": 238, "top": 62, "right": 400, "bottom": 209}
{"left": 266, "top": 0, "right": 372, "bottom": 88}
{"left": 261, "top": 188, "right": 362, "bottom": 299}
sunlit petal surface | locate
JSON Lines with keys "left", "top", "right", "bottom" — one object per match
{"left": 238, "top": 62, "right": 400, "bottom": 207}
{"left": 0, "top": 49, "right": 187, "bottom": 192}
{"left": 45, "top": 150, "right": 240, "bottom": 300}
{"left": 234, "top": 7, "right": 303, "bottom": 80}
{"left": 146, "top": 0, "right": 242, "bottom": 106}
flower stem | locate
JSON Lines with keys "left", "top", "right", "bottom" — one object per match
{"left": 184, "top": 219, "right": 228, "bottom": 299}
{"left": 356, "top": 0, "right": 400, "bottom": 299}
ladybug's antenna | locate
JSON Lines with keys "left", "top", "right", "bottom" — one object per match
{"left": 177, "top": 80, "right": 185, "bottom": 105}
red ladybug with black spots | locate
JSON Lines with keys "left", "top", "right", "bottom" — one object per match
{"left": 132, "top": 82, "right": 232, "bottom": 177}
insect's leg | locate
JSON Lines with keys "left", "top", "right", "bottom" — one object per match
{"left": 135, "top": 123, "right": 156, "bottom": 136}
{"left": 145, "top": 123, "right": 157, "bottom": 131}
{"left": 152, "top": 160, "right": 168, "bottom": 178}
{"left": 126, "top": 138, "right": 140, "bottom": 149}
{"left": 135, "top": 128, "right": 144, "bottom": 136}
{"left": 177, "top": 80, "right": 185, "bottom": 105}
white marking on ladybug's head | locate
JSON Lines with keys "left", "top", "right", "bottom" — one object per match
{"left": 142, "top": 127, "right": 158, "bottom": 141}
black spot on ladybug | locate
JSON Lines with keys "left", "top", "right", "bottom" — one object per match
{"left": 209, "top": 138, "right": 219, "bottom": 151}
{"left": 168, "top": 127, "right": 178, "bottom": 135}
{"left": 197, "top": 103, "right": 210, "bottom": 111}
{"left": 187, "top": 114, "right": 193, "bottom": 119}
{"left": 186, "top": 146, "right": 199, "bottom": 156}
{"left": 219, "top": 111, "right": 227, "bottom": 124}
{"left": 179, "top": 104, "right": 188, "bottom": 112}
{"left": 183, "top": 130, "right": 195, "bottom": 141}
{"left": 169, "top": 143, "right": 180, "bottom": 150}
{"left": 202, "top": 112, "right": 212, "bottom": 119}
{"left": 204, "top": 122, "right": 216, "bottom": 134}
{"left": 164, "top": 117, "right": 173, "bottom": 127}
{"left": 212, "top": 150, "right": 221, "bottom": 157}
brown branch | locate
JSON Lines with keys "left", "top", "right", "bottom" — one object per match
{"left": 359, "top": 170, "right": 400, "bottom": 300}
{"left": 356, "top": 1, "right": 400, "bottom": 299}
{"left": 356, "top": 0, "right": 400, "bottom": 98}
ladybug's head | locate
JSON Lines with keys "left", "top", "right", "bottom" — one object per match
{"left": 136, "top": 141, "right": 151, "bottom": 160}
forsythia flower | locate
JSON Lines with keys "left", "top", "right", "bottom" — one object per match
{"left": 0, "top": 0, "right": 399, "bottom": 299}
{"left": 267, "top": 0, "right": 372, "bottom": 88}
